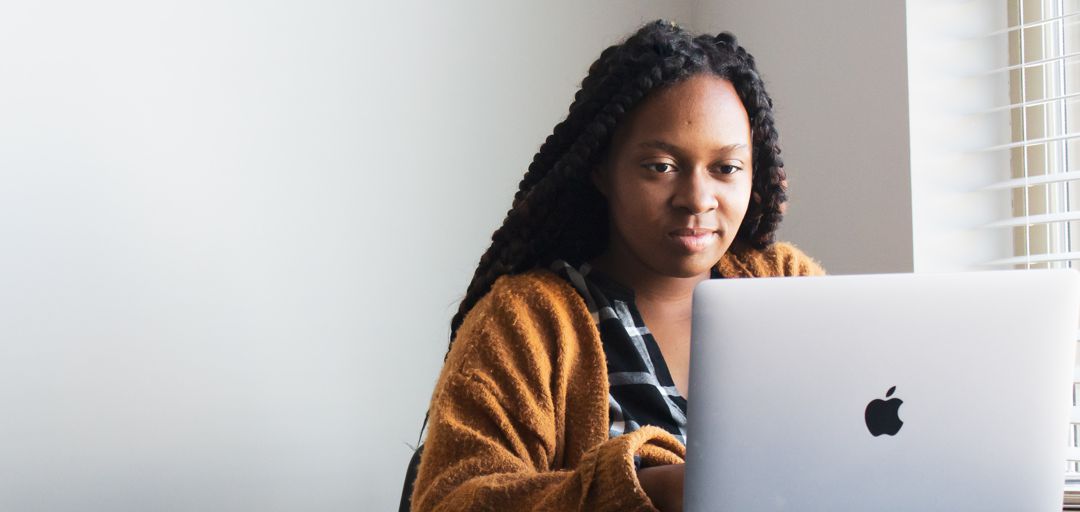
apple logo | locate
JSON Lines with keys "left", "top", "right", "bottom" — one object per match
{"left": 864, "top": 386, "right": 904, "bottom": 437}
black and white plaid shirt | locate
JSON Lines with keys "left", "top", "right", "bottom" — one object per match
{"left": 552, "top": 260, "right": 720, "bottom": 445}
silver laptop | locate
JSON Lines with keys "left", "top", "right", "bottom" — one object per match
{"left": 685, "top": 270, "right": 1080, "bottom": 511}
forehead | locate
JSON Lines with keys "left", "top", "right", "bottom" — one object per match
{"left": 612, "top": 74, "right": 751, "bottom": 151}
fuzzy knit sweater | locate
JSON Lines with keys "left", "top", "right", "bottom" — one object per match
{"left": 411, "top": 242, "right": 825, "bottom": 512}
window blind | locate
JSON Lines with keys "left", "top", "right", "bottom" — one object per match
{"left": 985, "top": 0, "right": 1080, "bottom": 492}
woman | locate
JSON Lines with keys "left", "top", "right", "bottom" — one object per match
{"left": 409, "top": 20, "right": 824, "bottom": 512}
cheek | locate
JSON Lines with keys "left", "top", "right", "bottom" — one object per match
{"left": 609, "top": 181, "right": 666, "bottom": 220}
{"left": 724, "top": 176, "right": 754, "bottom": 213}
{"left": 606, "top": 185, "right": 670, "bottom": 247}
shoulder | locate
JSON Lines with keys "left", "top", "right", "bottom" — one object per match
{"left": 446, "top": 268, "right": 595, "bottom": 372}
{"left": 471, "top": 268, "right": 586, "bottom": 324}
{"left": 716, "top": 241, "right": 826, "bottom": 278}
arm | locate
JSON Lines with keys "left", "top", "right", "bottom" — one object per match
{"left": 411, "top": 276, "right": 684, "bottom": 512}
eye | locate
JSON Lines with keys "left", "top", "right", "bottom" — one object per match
{"left": 643, "top": 162, "right": 677, "bottom": 174}
{"left": 717, "top": 164, "right": 743, "bottom": 175}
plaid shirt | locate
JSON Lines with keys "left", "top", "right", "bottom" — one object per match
{"left": 552, "top": 260, "right": 719, "bottom": 445}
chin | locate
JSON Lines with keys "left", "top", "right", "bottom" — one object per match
{"left": 660, "top": 255, "right": 721, "bottom": 278}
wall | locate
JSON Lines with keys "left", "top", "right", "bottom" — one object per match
{"left": 689, "top": 0, "right": 915, "bottom": 275}
{"left": 0, "top": 1, "right": 693, "bottom": 510}
{"left": 0, "top": 1, "right": 924, "bottom": 510}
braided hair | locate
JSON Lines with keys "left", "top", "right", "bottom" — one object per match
{"left": 448, "top": 20, "right": 787, "bottom": 347}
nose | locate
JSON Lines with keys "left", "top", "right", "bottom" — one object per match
{"left": 671, "top": 167, "right": 719, "bottom": 215}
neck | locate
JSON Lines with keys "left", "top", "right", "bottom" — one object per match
{"left": 590, "top": 252, "right": 711, "bottom": 305}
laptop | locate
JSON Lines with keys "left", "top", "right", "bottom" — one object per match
{"left": 684, "top": 270, "right": 1080, "bottom": 511}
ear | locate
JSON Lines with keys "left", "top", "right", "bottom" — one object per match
{"left": 591, "top": 165, "right": 608, "bottom": 197}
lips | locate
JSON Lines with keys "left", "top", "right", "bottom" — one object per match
{"left": 668, "top": 228, "right": 719, "bottom": 253}
{"left": 670, "top": 228, "right": 717, "bottom": 237}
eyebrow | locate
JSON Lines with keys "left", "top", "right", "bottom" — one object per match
{"left": 638, "top": 140, "right": 749, "bottom": 154}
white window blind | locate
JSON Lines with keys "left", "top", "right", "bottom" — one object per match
{"left": 986, "top": 0, "right": 1080, "bottom": 504}
{"left": 987, "top": 0, "right": 1080, "bottom": 271}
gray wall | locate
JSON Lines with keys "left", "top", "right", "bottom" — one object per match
{"left": 691, "top": 0, "right": 914, "bottom": 275}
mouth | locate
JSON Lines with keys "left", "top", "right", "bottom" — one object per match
{"left": 668, "top": 228, "right": 719, "bottom": 253}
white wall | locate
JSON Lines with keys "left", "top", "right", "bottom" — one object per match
{"left": 0, "top": 1, "right": 695, "bottom": 511}
{"left": 690, "top": 0, "right": 915, "bottom": 275}
{"left": 0, "top": 1, "right": 921, "bottom": 510}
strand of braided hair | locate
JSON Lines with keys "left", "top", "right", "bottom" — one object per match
{"left": 447, "top": 21, "right": 787, "bottom": 353}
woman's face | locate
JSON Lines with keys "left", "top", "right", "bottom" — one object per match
{"left": 594, "top": 74, "right": 753, "bottom": 280}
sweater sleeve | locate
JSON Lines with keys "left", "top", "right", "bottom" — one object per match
{"left": 411, "top": 276, "right": 684, "bottom": 512}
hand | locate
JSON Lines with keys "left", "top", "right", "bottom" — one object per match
{"left": 636, "top": 463, "right": 684, "bottom": 512}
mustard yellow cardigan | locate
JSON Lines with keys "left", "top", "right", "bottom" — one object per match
{"left": 412, "top": 242, "right": 825, "bottom": 511}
